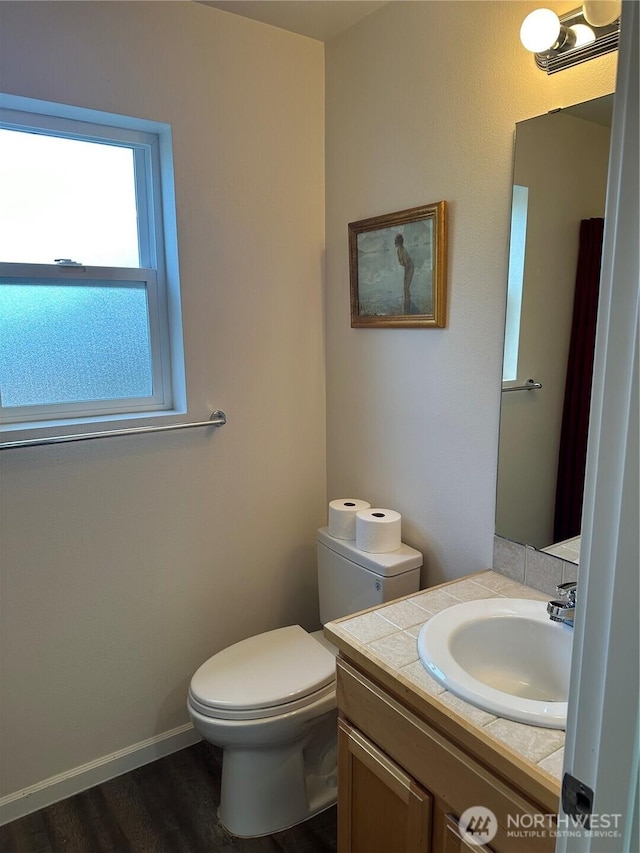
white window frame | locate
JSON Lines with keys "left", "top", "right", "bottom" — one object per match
{"left": 0, "top": 94, "right": 186, "bottom": 435}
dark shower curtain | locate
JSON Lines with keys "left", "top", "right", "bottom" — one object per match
{"left": 553, "top": 217, "right": 604, "bottom": 543}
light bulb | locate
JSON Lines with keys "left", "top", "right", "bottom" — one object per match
{"left": 570, "top": 23, "right": 597, "bottom": 46}
{"left": 582, "top": 1, "right": 622, "bottom": 27}
{"left": 520, "top": 8, "right": 562, "bottom": 53}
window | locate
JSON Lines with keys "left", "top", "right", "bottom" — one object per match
{"left": 0, "top": 95, "right": 185, "bottom": 432}
{"left": 502, "top": 185, "right": 529, "bottom": 383}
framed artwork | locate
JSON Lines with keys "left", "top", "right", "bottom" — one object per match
{"left": 348, "top": 201, "right": 447, "bottom": 328}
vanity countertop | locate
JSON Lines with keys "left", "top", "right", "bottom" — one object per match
{"left": 324, "top": 570, "right": 564, "bottom": 813}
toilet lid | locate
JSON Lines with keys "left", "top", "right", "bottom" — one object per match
{"left": 189, "top": 625, "right": 336, "bottom": 715}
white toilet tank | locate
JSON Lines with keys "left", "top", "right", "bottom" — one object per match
{"left": 316, "top": 527, "right": 422, "bottom": 624}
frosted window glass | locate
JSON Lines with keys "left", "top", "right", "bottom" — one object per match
{"left": 0, "top": 129, "right": 139, "bottom": 266}
{"left": 0, "top": 283, "right": 153, "bottom": 407}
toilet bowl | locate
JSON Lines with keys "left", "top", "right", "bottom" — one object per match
{"left": 187, "top": 527, "right": 423, "bottom": 837}
{"left": 187, "top": 625, "right": 338, "bottom": 837}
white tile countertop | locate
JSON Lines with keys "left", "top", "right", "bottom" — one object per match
{"left": 325, "top": 570, "right": 566, "bottom": 784}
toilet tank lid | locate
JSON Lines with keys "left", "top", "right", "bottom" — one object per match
{"left": 317, "top": 527, "right": 423, "bottom": 576}
{"left": 189, "top": 625, "right": 335, "bottom": 713}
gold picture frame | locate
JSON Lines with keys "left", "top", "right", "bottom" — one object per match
{"left": 349, "top": 201, "right": 447, "bottom": 328}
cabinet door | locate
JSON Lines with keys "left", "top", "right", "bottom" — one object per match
{"left": 338, "top": 719, "right": 432, "bottom": 853}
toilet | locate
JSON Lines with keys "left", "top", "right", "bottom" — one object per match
{"left": 187, "top": 526, "right": 422, "bottom": 837}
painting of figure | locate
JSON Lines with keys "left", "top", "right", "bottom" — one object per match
{"left": 349, "top": 202, "right": 447, "bottom": 328}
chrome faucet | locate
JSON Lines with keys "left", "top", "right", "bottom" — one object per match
{"left": 547, "top": 582, "right": 577, "bottom": 627}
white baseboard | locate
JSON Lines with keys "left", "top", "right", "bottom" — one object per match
{"left": 0, "top": 722, "right": 201, "bottom": 826}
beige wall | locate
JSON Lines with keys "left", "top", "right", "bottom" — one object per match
{"left": 0, "top": 1, "right": 325, "bottom": 799}
{"left": 325, "top": 0, "right": 616, "bottom": 586}
{"left": 497, "top": 111, "right": 610, "bottom": 549}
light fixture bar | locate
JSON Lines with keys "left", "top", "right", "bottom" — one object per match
{"left": 535, "top": 7, "right": 620, "bottom": 74}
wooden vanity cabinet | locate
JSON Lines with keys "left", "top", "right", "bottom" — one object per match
{"left": 338, "top": 719, "right": 432, "bottom": 852}
{"left": 335, "top": 657, "right": 556, "bottom": 853}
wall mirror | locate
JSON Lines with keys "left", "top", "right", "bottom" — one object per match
{"left": 495, "top": 93, "right": 614, "bottom": 563}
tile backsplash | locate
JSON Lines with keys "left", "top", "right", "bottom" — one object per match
{"left": 493, "top": 535, "right": 578, "bottom": 596}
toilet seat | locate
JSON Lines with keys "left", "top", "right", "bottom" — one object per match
{"left": 188, "top": 625, "right": 336, "bottom": 721}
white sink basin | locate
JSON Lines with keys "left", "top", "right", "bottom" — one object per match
{"left": 417, "top": 598, "right": 573, "bottom": 729}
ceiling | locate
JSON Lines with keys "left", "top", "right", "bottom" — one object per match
{"left": 199, "top": 1, "right": 389, "bottom": 42}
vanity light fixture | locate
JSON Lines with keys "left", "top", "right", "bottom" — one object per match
{"left": 520, "top": 2, "right": 621, "bottom": 73}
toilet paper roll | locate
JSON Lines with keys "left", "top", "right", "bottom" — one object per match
{"left": 328, "top": 499, "right": 371, "bottom": 539}
{"left": 355, "top": 508, "right": 402, "bottom": 553}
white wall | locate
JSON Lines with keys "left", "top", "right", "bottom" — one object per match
{"left": 497, "top": 111, "right": 610, "bottom": 549}
{"left": 325, "top": 0, "right": 616, "bottom": 586}
{"left": 0, "top": 2, "right": 325, "bottom": 801}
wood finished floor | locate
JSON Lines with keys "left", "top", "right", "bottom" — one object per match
{"left": 0, "top": 743, "right": 337, "bottom": 853}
